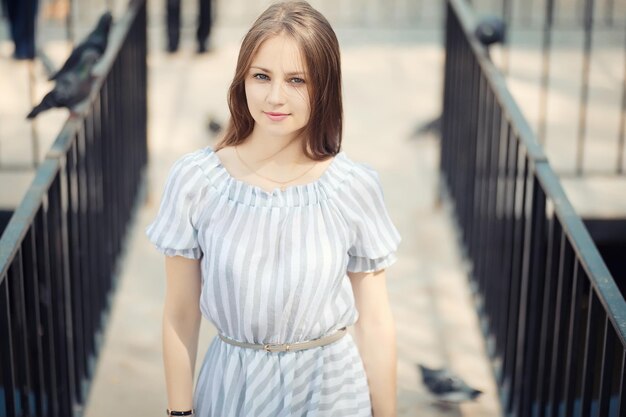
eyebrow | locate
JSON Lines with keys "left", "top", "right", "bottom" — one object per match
{"left": 250, "top": 66, "right": 305, "bottom": 77}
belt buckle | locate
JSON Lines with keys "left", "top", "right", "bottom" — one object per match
{"left": 263, "top": 343, "right": 291, "bottom": 353}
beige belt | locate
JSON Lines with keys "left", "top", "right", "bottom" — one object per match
{"left": 218, "top": 327, "right": 348, "bottom": 353}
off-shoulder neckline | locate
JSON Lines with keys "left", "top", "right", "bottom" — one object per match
{"left": 209, "top": 146, "right": 345, "bottom": 194}
{"left": 198, "top": 146, "right": 355, "bottom": 207}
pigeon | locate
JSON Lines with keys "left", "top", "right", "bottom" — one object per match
{"left": 48, "top": 11, "right": 113, "bottom": 81}
{"left": 207, "top": 114, "right": 223, "bottom": 136}
{"left": 474, "top": 16, "right": 506, "bottom": 48}
{"left": 411, "top": 116, "right": 441, "bottom": 139}
{"left": 417, "top": 364, "right": 482, "bottom": 403}
{"left": 26, "top": 49, "right": 101, "bottom": 119}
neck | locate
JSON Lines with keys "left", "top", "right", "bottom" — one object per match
{"left": 240, "top": 128, "right": 309, "bottom": 167}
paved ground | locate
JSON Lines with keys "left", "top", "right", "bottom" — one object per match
{"left": 79, "top": 1, "right": 502, "bottom": 416}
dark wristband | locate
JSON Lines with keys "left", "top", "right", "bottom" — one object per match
{"left": 166, "top": 408, "right": 195, "bottom": 416}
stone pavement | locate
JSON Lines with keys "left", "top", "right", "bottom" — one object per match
{"left": 81, "top": 1, "right": 502, "bottom": 417}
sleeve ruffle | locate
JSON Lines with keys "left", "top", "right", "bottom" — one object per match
{"left": 145, "top": 154, "right": 207, "bottom": 260}
{"left": 346, "top": 164, "right": 402, "bottom": 273}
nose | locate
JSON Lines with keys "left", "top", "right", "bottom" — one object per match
{"left": 266, "top": 80, "right": 286, "bottom": 106}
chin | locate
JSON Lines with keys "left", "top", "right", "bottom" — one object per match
{"left": 258, "top": 124, "right": 302, "bottom": 137}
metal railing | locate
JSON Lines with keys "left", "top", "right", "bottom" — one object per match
{"left": 469, "top": 0, "right": 626, "bottom": 175}
{"left": 0, "top": 0, "right": 147, "bottom": 415}
{"left": 441, "top": 0, "right": 626, "bottom": 416}
{"left": 0, "top": 0, "right": 126, "bottom": 170}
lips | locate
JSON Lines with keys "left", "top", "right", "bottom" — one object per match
{"left": 264, "top": 112, "right": 290, "bottom": 121}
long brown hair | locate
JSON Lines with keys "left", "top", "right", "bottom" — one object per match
{"left": 215, "top": 1, "right": 343, "bottom": 160}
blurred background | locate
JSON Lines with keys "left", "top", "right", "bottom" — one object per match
{"left": 1, "top": 0, "right": 626, "bottom": 416}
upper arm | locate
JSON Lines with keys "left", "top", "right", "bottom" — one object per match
{"left": 348, "top": 268, "right": 394, "bottom": 326}
{"left": 163, "top": 255, "right": 202, "bottom": 319}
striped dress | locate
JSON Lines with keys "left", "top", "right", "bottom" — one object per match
{"left": 145, "top": 145, "right": 402, "bottom": 417}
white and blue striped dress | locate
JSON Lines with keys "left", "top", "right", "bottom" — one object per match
{"left": 145, "top": 145, "right": 402, "bottom": 417}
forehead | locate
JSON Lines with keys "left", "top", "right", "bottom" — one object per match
{"left": 250, "top": 34, "right": 306, "bottom": 73}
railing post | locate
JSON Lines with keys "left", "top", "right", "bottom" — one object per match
{"left": 0, "top": 2, "right": 147, "bottom": 415}
{"left": 440, "top": 1, "right": 626, "bottom": 416}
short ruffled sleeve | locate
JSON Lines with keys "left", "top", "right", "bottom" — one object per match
{"left": 347, "top": 164, "right": 402, "bottom": 273}
{"left": 145, "top": 154, "right": 207, "bottom": 259}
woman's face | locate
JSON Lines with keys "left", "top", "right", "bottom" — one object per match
{"left": 244, "top": 34, "right": 311, "bottom": 141}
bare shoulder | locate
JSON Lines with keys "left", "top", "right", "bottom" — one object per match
{"left": 215, "top": 145, "right": 235, "bottom": 162}
{"left": 214, "top": 145, "right": 243, "bottom": 175}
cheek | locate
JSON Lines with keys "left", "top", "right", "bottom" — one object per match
{"left": 302, "top": 103, "right": 311, "bottom": 121}
{"left": 245, "top": 82, "right": 264, "bottom": 106}
{"left": 292, "top": 90, "right": 310, "bottom": 112}
{"left": 303, "top": 100, "right": 312, "bottom": 122}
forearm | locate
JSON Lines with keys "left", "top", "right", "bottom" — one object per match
{"left": 162, "top": 310, "right": 202, "bottom": 410}
{"left": 353, "top": 319, "right": 397, "bottom": 417}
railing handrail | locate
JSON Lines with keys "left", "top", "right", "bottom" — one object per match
{"left": 534, "top": 164, "right": 626, "bottom": 341}
{"left": 449, "top": 0, "right": 626, "bottom": 344}
{"left": 0, "top": 0, "right": 143, "bottom": 280}
{"left": 47, "top": 0, "right": 142, "bottom": 159}
{"left": 0, "top": 1, "right": 146, "bottom": 414}
{"left": 0, "top": 157, "right": 62, "bottom": 278}
{"left": 451, "top": 0, "right": 547, "bottom": 163}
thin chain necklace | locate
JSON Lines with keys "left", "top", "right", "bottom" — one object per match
{"left": 234, "top": 145, "right": 319, "bottom": 192}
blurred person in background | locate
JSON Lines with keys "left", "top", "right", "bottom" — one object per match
{"left": 166, "top": 0, "right": 212, "bottom": 53}
{"left": 2, "top": 0, "right": 38, "bottom": 59}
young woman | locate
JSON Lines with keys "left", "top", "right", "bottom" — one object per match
{"left": 146, "top": 2, "right": 402, "bottom": 416}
